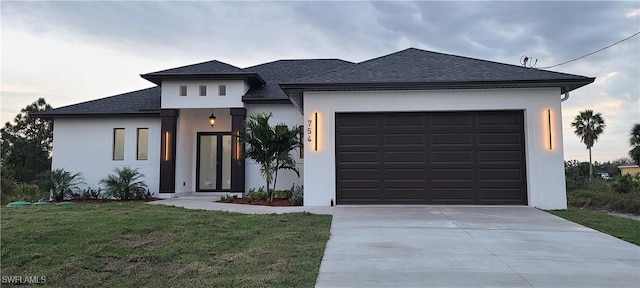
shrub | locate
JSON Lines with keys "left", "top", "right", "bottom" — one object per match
{"left": 567, "top": 189, "right": 640, "bottom": 214}
{"left": 100, "top": 167, "right": 149, "bottom": 200}
{"left": 36, "top": 168, "right": 85, "bottom": 201}
{"left": 1, "top": 172, "right": 19, "bottom": 204}
{"left": 247, "top": 188, "right": 266, "bottom": 204}
{"left": 290, "top": 184, "right": 303, "bottom": 206}
{"left": 612, "top": 174, "right": 639, "bottom": 194}
{"left": 73, "top": 187, "right": 102, "bottom": 200}
{"left": 273, "top": 189, "right": 292, "bottom": 199}
{"left": 219, "top": 194, "right": 237, "bottom": 203}
{"left": 18, "top": 183, "right": 45, "bottom": 202}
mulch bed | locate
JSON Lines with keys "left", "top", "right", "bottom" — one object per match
{"left": 217, "top": 198, "right": 292, "bottom": 207}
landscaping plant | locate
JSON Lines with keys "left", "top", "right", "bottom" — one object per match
{"left": 35, "top": 168, "right": 85, "bottom": 201}
{"left": 239, "top": 113, "right": 302, "bottom": 201}
{"left": 570, "top": 110, "right": 606, "bottom": 183}
{"left": 100, "top": 166, "right": 149, "bottom": 200}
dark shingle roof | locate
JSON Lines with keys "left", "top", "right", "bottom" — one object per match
{"left": 290, "top": 48, "right": 592, "bottom": 84}
{"left": 35, "top": 48, "right": 595, "bottom": 118}
{"left": 144, "top": 60, "right": 244, "bottom": 75}
{"left": 242, "top": 59, "right": 354, "bottom": 102}
{"left": 32, "top": 87, "right": 161, "bottom": 119}
{"left": 141, "top": 60, "right": 265, "bottom": 86}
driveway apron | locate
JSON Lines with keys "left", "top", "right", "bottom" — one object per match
{"left": 315, "top": 206, "right": 640, "bottom": 288}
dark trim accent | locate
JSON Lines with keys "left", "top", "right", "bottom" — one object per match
{"left": 159, "top": 109, "right": 178, "bottom": 194}
{"left": 195, "top": 133, "right": 232, "bottom": 192}
{"left": 241, "top": 97, "right": 292, "bottom": 104}
{"left": 230, "top": 108, "right": 247, "bottom": 193}
{"left": 279, "top": 78, "right": 596, "bottom": 108}
{"left": 141, "top": 73, "right": 266, "bottom": 86}
{"left": 31, "top": 112, "right": 161, "bottom": 120}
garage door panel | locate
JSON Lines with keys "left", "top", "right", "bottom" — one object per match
{"left": 338, "top": 151, "right": 378, "bottom": 164}
{"left": 431, "top": 134, "right": 473, "bottom": 145}
{"left": 337, "top": 114, "right": 378, "bottom": 128}
{"left": 478, "top": 151, "right": 521, "bottom": 162}
{"left": 338, "top": 169, "right": 380, "bottom": 180}
{"left": 477, "top": 112, "right": 521, "bottom": 126}
{"left": 385, "top": 189, "right": 427, "bottom": 200}
{"left": 383, "top": 114, "right": 426, "bottom": 127}
{"left": 432, "top": 189, "right": 475, "bottom": 200}
{"left": 432, "top": 169, "right": 473, "bottom": 180}
{"left": 384, "top": 151, "right": 426, "bottom": 162}
{"left": 477, "top": 133, "right": 521, "bottom": 145}
{"left": 479, "top": 168, "right": 522, "bottom": 180}
{"left": 431, "top": 114, "right": 472, "bottom": 127}
{"left": 338, "top": 134, "right": 379, "bottom": 146}
{"left": 384, "top": 134, "right": 425, "bottom": 145}
{"left": 431, "top": 151, "right": 473, "bottom": 163}
{"left": 336, "top": 111, "right": 526, "bottom": 205}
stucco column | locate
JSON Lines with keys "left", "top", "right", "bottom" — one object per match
{"left": 230, "top": 108, "right": 246, "bottom": 194}
{"left": 159, "top": 109, "right": 178, "bottom": 194}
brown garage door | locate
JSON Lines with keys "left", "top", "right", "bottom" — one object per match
{"left": 336, "top": 111, "right": 527, "bottom": 205}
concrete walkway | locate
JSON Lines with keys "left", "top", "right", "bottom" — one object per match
{"left": 147, "top": 197, "right": 334, "bottom": 215}
{"left": 315, "top": 206, "right": 640, "bottom": 288}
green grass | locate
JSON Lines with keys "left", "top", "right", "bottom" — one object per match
{"left": 1, "top": 202, "right": 332, "bottom": 287}
{"left": 548, "top": 207, "right": 640, "bottom": 245}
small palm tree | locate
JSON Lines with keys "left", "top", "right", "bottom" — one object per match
{"left": 100, "top": 167, "right": 148, "bottom": 200}
{"left": 570, "top": 110, "right": 606, "bottom": 183}
{"left": 36, "top": 168, "right": 85, "bottom": 201}
{"left": 629, "top": 123, "right": 640, "bottom": 165}
{"left": 239, "top": 113, "right": 301, "bottom": 201}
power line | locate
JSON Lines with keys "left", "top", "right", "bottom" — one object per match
{"left": 537, "top": 31, "right": 640, "bottom": 69}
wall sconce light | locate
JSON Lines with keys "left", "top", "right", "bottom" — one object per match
{"left": 547, "top": 109, "right": 552, "bottom": 150}
{"left": 164, "top": 131, "right": 170, "bottom": 161}
{"left": 208, "top": 109, "right": 216, "bottom": 128}
{"left": 314, "top": 112, "right": 318, "bottom": 151}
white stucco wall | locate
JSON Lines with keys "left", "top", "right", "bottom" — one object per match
{"left": 51, "top": 117, "right": 161, "bottom": 196}
{"left": 303, "top": 88, "right": 567, "bottom": 209}
{"left": 161, "top": 80, "right": 248, "bottom": 109}
{"left": 174, "top": 108, "right": 232, "bottom": 193}
{"left": 245, "top": 104, "right": 304, "bottom": 191}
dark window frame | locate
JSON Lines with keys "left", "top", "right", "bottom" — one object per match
{"left": 179, "top": 85, "right": 188, "bottom": 96}
{"left": 136, "top": 128, "right": 149, "bottom": 160}
{"left": 113, "top": 128, "right": 125, "bottom": 161}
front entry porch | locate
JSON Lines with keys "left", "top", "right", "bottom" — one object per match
{"left": 159, "top": 107, "right": 246, "bottom": 196}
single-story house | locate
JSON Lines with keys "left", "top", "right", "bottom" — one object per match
{"left": 34, "top": 48, "right": 595, "bottom": 209}
{"left": 618, "top": 165, "right": 640, "bottom": 176}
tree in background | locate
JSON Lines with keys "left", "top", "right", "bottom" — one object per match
{"left": 570, "top": 109, "right": 606, "bottom": 183}
{"left": 629, "top": 123, "right": 640, "bottom": 165}
{"left": 0, "top": 98, "right": 53, "bottom": 183}
{"left": 238, "top": 113, "right": 301, "bottom": 201}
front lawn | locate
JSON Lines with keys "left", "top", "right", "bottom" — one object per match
{"left": 548, "top": 207, "right": 640, "bottom": 245}
{"left": 1, "top": 202, "right": 332, "bottom": 287}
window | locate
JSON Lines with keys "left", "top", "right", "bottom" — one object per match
{"left": 299, "top": 125, "right": 304, "bottom": 159}
{"left": 218, "top": 85, "right": 226, "bottom": 96}
{"left": 137, "top": 128, "right": 149, "bottom": 160}
{"left": 113, "top": 128, "right": 125, "bottom": 160}
{"left": 179, "top": 85, "right": 187, "bottom": 96}
{"left": 199, "top": 85, "right": 207, "bottom": 96}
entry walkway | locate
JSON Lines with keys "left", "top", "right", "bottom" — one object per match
{"left": 315, "top": 206, "right": 640, "bottom": 288}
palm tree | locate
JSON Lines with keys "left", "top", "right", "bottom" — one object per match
{"left": 570, "top": 110, "right": 606, "bottom": 183}
{"left": 239, "top": 113, "right": 301, "bottom": 201}
{"left": 100, "top": 166, "right": 148, "bottom": 200}
{"left": 629, "top": 123, "right": 640, "bottom": 165}
{"left": 36, "top": 168, "right": 85, "bottom": 201}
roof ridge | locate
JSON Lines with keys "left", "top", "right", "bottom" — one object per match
{"left": 38, "top": 86, "right": 159, "bottom": 113}
{"left": 143, "top": 59, "right": 242, "bottom": 75}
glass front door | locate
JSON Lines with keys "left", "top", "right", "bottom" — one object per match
{"left": 196, "top": 133, "right": 232, "bottom": 191}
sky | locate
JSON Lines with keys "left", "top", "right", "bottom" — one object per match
{"left": 1, "top": 1, "right": 639, "bottom": 163}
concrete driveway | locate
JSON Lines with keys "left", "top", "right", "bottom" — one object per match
{"left": 315, "top": 206, "right": 640, "bottom": 288}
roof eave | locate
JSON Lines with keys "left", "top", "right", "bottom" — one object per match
{"left": 31, "top": 111, "right": 161, "bottom": 120}
{"left": 140, "top": 73, "right": 266, "bottom": 86}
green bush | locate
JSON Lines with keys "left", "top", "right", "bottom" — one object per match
{"left": 612, "top": 174, "right": 638, "bottom": 194}
{"left": 18, "top": 183, "right": 44, "bottom": 202}
{"left": 247, "top": 188, "right": 266, "bottom": 203}
{"left": 1, "top": 170, "right": 19, "bottom": 204}
{"left": 100, "top": 167, "right": 149, "bottom": 200}
{"left": 219, "top": 194, "right": 237, "bottom": 203}
{"left": 273, "top": 189, "right": 292, "bottom": 199}
{"left": 290, "top": 185, "right": 303, "bottom": 206}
